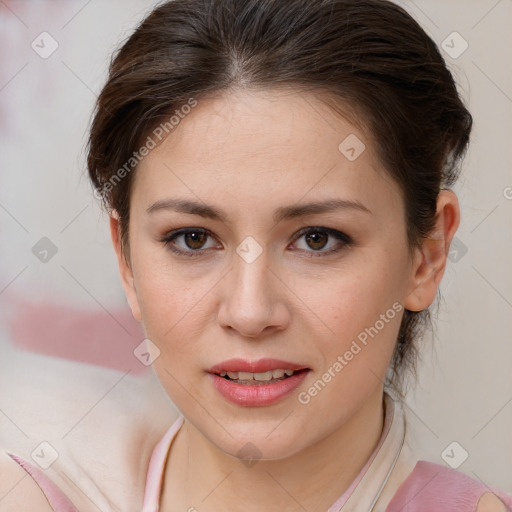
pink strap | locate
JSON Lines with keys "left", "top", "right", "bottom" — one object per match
{"left": 387, "top": 460, "right": 512, "bottom": 511}
{"left": 141, "top": 416, "right": 184, "bottom": 512}
{"left": 6, "top": 452, "right": 80, "bottom": 512}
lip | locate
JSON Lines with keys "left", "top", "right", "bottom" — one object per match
{"left": 208, "top": 369, "right": 310, "bottom": 407}
{"left": 208, "top": 358, "right": 310, "bottom": 374}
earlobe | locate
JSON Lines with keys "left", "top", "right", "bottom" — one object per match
{"left": 404, "top": 190, "right": 460, "bottom": 312}
{"left": 109, "top": 213, "right": 143, "bottom": 323}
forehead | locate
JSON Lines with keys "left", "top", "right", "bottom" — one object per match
{"left": 132, "top": 88, "right": 403, "bottom": 219}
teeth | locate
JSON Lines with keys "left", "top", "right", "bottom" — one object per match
{"left": 271, "top": 369, "right": 285, "bottom": 379}
{"left": 219, "top": 369, "right": 297, "bottom": 381}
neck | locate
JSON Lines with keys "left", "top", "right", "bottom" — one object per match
{"left": 161, "top": 388, "right": 386, "bottom": 512}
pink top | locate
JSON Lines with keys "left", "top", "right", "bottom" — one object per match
{"left": 5, "top": 452, "right": 80, "bottom": 512}
{"left": 7, "top": 392, "right": 512, "bottom": 511}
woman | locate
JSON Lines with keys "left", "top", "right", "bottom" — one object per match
{"left": 4, "top": 0, "right": 512, "bottom": 510}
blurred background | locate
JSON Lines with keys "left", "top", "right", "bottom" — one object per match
{"left": 0, "top": 0, "right": 511, "bottom": 499}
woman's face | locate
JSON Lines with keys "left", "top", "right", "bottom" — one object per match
{"left": 115, "top": 88, "right": 423, "bottom": 459}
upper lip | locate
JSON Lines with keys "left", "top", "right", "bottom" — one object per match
{"left": 208, "top": 358, "right": 310, "bottom": 374}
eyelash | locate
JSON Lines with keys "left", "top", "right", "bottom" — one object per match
{"left": 160, "top": 227, "right": 353, "bottom": 259}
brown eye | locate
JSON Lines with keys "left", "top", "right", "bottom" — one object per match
{"left": 304, "top": 231, "right": 329, "bottom": 251}
{"left": 292, "top": 227, "right": 353, "bottom": 257}
{"left": 183, "top": 231, "right": 208, "bottom": 250}
{"left": 161, "top": 228, "right": 218, "bottom": 257}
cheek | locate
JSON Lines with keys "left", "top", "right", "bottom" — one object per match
{"left": 134, "top": 261, "right": 207, "bottom": 400}
{"left": 132, "top": 249, "right": 216, "bottom": 362}
{"left": 304, "top": 252, "right": 406, "bottom": 370}
{"left": 318, "top": 249, "right": 405, "bottom": 318}
{"left": 300, "top": 286, "right": 402, "bottom": 415}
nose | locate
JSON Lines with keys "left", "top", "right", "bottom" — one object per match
{"left": 217, "top": 248, "right": 290, "bottom": 338}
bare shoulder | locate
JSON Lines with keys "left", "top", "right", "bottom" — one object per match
{"left": 0, "top": 450, "right": 54, "bottom": 512}
{"left": 476, "top": 492, "right": 509, "bottom": 512}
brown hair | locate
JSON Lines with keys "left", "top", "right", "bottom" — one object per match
{"left": 87, "top": 0, "right": 472, "bottom": 398}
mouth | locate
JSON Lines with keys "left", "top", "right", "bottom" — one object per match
{"left": 208, "top": 368, "right": 311, "bottom": 407}
{"left": 207, "top": 358, "right": 310, "bottom": 381}
{"left": 207, "top": 358, "right": 311, "bottom": 406}
{"left": 207, "top": 358, "right": 312, "bottom": 407}
{"left": 215, "top": 368, "right": 309, "bottom": 385}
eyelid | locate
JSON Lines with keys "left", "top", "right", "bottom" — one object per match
{"left": 292, "top": 226, "right": 352, "bottom": 245}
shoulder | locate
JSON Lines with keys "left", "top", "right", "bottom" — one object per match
{"left": 387, "top": 460, "right": 512, "bottom": 512}
{"left": 476, "top": 492, "right": 510, "bottom": 512}
{"left": 0, "top": 349, "right": 178, "bottom": 509}
{"left": 0, "top": 449, "right": 54, "bottom": 512}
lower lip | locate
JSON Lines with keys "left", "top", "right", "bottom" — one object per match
{"left": 208, "top": 370, "right": 310, "bottom": 407}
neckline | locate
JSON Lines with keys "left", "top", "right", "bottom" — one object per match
{"left": 327, "top": 392, "right": 405, "bottom": 511}
{"left": 141, "top": 391, "right": 404, "bottom": 511}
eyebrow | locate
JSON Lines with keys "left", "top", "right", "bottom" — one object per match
{"left": 146, "top": 198, "right": 371, "bottom": 223}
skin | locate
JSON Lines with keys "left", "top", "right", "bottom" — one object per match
{"left": 110, "top": 88, "right": 460, "bottom": 511}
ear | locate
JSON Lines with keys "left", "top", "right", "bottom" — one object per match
{"left": 404, "top": 190, "right": 460, "bottom": 312}
{"left": 109, "top": 212, "right": 142, "bottom": 323}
